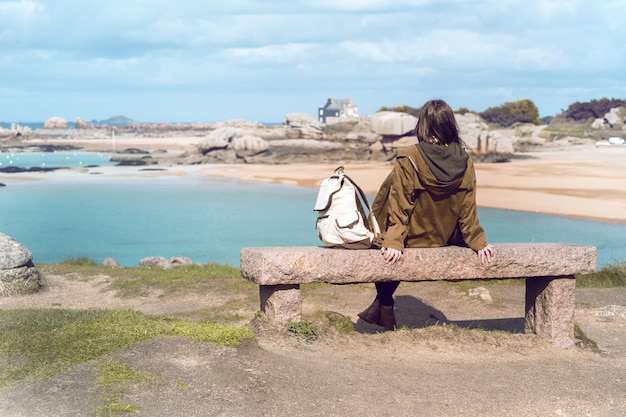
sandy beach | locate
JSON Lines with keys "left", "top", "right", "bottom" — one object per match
{"left": 203, "top": 145, "right": 626, "bottom": 224}
{"left": 2, "top": 138, "right": 626, "bottom": 224}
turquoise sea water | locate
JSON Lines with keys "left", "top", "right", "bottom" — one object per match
{"left": 0, "top": 151, "right": 113, "bottom": 169}
{"left": 1, "top": 172, "right": 625, "bottom": 268}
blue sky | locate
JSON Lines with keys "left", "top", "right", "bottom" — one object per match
{"left": 1, "top": 0, "right": 624, "bottom": 123}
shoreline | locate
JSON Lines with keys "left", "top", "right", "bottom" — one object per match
{"left": 2, "top": 144, "right": 626, "bottom": 225}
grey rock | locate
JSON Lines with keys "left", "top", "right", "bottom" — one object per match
{"left": 380, "top": 135, "right": 418, "bottom": 149}
{"left": 139, "top": 256, "right": 171, "bottom": 269}
{"left": 457, "top": 113, "right": 515, "bottom": 153}
{"left": 592, "top": 107, "right": 626, "bottom": 129}
{"left": 0, "top": 123, "right": 34, "bottom": 138}
{"left": 283, "top": 113, "right": 323, "bottom": 129}
{"left": 42, "top": 117, "right": 67, "bottom": 129}
{"left": 370, "top": 111, "right": 417, "bottom": 136}
{"left": 103, "top": 257, "right": 119, "bottom": 267}
{"left": 169, "top": 257, "right": 193, "bottom": 267}
{"left": 139, "top": 256, "right": 193, "bottom": 269}
{"left": 213, "top": 119, "right": 263, "bottom": 129}
{"left": 0, "top": 232, "right": 43, "bottom": 296}
{"left": 591, "top": 305, "right": 626, "bottom": 320}
{"left": 197, "top": 127, "right": 240, "bottom": 154}
{"left": 468, "top": 287, "right": 493, "bottom": 303}
{"left": 283, "top": 113, "right": 324, "bottom": 140}
{"left": 285, "top": 124, "right": 324, "bottom": 139}
{"left": 232, "top": 135, "right": 269, "bottom": 157}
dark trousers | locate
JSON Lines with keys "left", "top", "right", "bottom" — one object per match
{"left": 375, "top": 281, "right": 401, "bottom": 306}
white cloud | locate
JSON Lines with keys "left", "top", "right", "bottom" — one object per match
{"left": 0, "top": 0, "right": 47, "bottom": 43}
{"left": 306, "top": 0, "right": 432, "bottom": 11}
{"left": 1, "top": 0, "right": 625, "bottom": 121}
{"left": 0, "top": 0, "right": 45, "bottom": 20}
{"left": 224, "top": 43, "right": 317, "bottom": 63}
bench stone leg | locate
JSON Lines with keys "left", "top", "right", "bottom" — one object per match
{"left": 259, "top": 284, "right": 302, "bottom": 324}
{"left": 524, "top": 276, "right": 576, "bottom": 348}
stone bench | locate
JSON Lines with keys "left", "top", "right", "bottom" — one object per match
{"left": 240, "top": 243, "right": 597, "bottom": 348}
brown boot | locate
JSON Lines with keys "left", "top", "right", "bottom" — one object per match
{"left": 378, "top": 305, "right": 396, "bottom": 331}
{"left": 357, "top": 299, "right": 381, "bottom": 325}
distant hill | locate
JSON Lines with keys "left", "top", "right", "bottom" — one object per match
{"left": 90, "top": 115, "right": 136, "bottom": 127}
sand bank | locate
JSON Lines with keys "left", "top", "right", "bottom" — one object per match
{"left": 201, "top": 146, "right": 626, "bottom": 224}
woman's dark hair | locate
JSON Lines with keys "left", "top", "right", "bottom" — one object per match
{"left": 414, "top": 99, "right": 461, "bottom": 145}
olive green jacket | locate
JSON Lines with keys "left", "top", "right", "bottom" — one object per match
{"left": 371, "top": 142, "right": 487, "bottom": 252}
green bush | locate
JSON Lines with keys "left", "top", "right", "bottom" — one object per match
{"left": 456, "top": 107, "right": 474, "bottom": 115}
{"left": 287, "top": 320, "right": 318, "bottom": 343}
{"left": 60, "top": 257, "right": 98, "bottom": 266}
{"left": 576, "top": 262, "right": 626, "bottom": 288}
{"left": 325, "top": 312, "right": 354, "bottom": 333}
{"left": 480, "top": 99, "right": 540, "bottom": 127}
{"left": 563, "top": 98, "right": 625, "bottom": 121}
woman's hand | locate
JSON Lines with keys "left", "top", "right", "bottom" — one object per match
{"left": 381, "top": 247, "right": 403, "bottom": 264}
{"left": 477, "top": 244, "right": 494, "bottom": 264}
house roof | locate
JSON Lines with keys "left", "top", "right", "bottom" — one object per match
{"left": 323, "top": 97, "right": 355, "bottom": 110}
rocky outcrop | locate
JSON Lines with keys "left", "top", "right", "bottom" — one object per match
{"left": 196, "top": 127, "right": 270, "bottom": 163}
{"left": 20, "top": 110, "right": 609, "bottom": 166}
{"left": 457, "top": 113, "right": 515, "bottom": 154}
{"left": 42, "top": 117, "right": 67, "bottom": 129}
{"left": 284, "top": 113, "right": 324, "bottom": 139}
{"left": 139, "top": 256, "right": 193, "bottom": 269}
{"left": 232, "top": 134, "right": 270, "bottom": 157}
{"left": 74, "top": 117, "right": 93, "bottom": 129}
{"left": 103, "top": 257, "right": 120, "bottom": 267}
{"left": 193, "top": 122, "right": 390, "bottom": 164}
{"left": 591, "top": 107, "right": 626, "bottom": 129}
{"left": 370, "top": 111, "right": 417, "bottom": 136}
{"left": 0, "top": 233, "right": 44, "bottom": 296}
{"left": 0, "top": 123, "right": 33, "bottom": 139}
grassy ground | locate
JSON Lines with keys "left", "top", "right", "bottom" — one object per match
{"left": 1, "top": 259, "right": 624, "bottom": 415}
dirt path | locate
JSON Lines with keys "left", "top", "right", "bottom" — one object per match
{"left": 1, "top": 275, "right": 625, "bottom": 416}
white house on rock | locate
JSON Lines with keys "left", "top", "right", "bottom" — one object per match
{"left": 318, "top": 97, "right": 359, "bottom": 123}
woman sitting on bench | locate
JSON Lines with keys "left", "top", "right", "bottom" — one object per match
{"left": 358, "top": 99, "right": 495, "bottom": 331}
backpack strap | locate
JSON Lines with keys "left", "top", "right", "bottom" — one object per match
{"left": 342, "top": 171, "right": 382, "bottom": 244}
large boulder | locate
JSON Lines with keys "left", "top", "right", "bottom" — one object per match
{"left": 0, "top": 233, "right": 43, "bottom": 296}
{"left": 231, "top": 134, "right": 269, "bottom": 157}
{"left": 283, "top": 113, "right": 323, "bottom": 129}
{"left": 591, "top": 107, "right": 626, "bottom": 129}
{"left": 74, "top": 117, "right": 94, "bottom": 129}
{"left": 457, "top": 113, "right": 515, "bottom": 154}
{"left": 197, "top": 127, "right": 240, "bottom": 154}
{"left": 139, "top": 256, "right": 193, "bottom": 269}
{"left": 42, "top": 117, "right": 67, "bottom": 129}
{"left": 196, "top": 128, "right": 270, "bottom": 160}
{"left": 283, "top": 113, "right": 324, "bottom": 140}
{"left": 243, "top": 138, "right": 363, "bottom": 164}
{"left": 370, "top": 111, "right": 418, "bottom": 136}
{"left": 0, "top": 124, "right": 34, "bottom": 139}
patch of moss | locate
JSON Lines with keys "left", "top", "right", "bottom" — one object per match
{"left": 0, "top": 309, "right": 254, "bottom": 388}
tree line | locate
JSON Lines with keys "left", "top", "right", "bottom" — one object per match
{"left": 379, "top": 97, "right": 626, "bottom": 128}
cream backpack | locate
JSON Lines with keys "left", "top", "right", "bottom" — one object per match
{"left": 314, "top": 166, "right": 381, "bottom": 249}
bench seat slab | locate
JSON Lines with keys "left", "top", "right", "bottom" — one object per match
{"left": 241, "top": 243, "right": 596, "bottom": 285}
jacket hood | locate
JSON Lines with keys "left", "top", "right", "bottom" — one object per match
{"left": 410, "top": 142, "right": 469, "bottom": 195}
